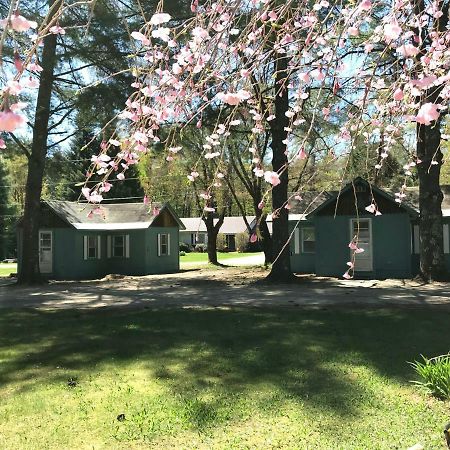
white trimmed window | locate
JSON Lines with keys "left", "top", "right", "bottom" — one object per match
{"left": 83, "top": 235, "right": 101, "bottom": 260}
{"left": 412, "top": 224, "right": 449, "bottom": 254}
{"left": 158, "top": 233, "right": 170, "bottom": 256}
{"left": 107, "top": 235, "right": 130, "bottom": 258}
{"left": 301, "top": 228, "right": 316, "bottom": 253}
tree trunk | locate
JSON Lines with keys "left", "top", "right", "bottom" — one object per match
{"left": 254, "top": 205, "right": 272, "bottom": 265}
{"left": 17, "top": 0, "right": 60, "bottom": 284}
{"left": 417, "top": 117, "right": 448, "bottom": 281}
{"left": 203, "top": 211, "right": 225, "bottom": 265}
{"left": 412, "top": 0, "right": 449, "bottom": 282}
{"left": 267, "top": 54, "right": 294, "bottom": 281}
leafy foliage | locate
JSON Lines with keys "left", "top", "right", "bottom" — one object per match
{"left": 410, "top": 354, "right": 450, "bottom": 400}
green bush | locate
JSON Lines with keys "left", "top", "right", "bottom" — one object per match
{"left": 179, "top": 242, "right": 192, "bottom": 253}
{"left": 194, "top": 243, "right": 207, "bottom": 253}
{"left": 216, "top": 234, "right": 227, "bottom": 252}
{"left": 179, "top": 251, "right": 186, "bottom": 256}
{"left": 410, "top": 354, "right": 450, "bottom": 399}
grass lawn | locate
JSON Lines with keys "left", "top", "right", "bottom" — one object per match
{"left": 0, "top": 307, "right": 448, "bottom": 449}
{"left": 0, "top": 263, "right": 17, "bottom": 277}
{"left": 180, "top": 251, "right": 261, "bottom": 263}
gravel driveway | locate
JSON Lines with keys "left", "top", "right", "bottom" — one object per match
{"left": 1, "top": 267, "right": 450, "bottom": 310}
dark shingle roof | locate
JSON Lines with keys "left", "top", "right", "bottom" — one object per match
{"left": 45, "top": 201, "right": 184, "bottom": 230}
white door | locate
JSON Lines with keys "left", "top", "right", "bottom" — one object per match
{"left": 350, "top": 219, "right": 373, "bottom": 271}
{"left": 39, "top": 231, "right": 53, "bottom": 273}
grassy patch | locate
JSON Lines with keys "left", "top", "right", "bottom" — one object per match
{"left": 0, "top": 263, "right": 16, "bottom": 277}
{"left": 0, "top": 307, "right": 448, "bottom": 449}
{"left": 180, "top": 251, "right": 261, "bottom": 263}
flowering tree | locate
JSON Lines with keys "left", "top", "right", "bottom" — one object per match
{"left": 1, "top": 0, "right": 449, "bottom": 281}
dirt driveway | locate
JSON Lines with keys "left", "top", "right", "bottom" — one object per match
{"left": 1, "top": 267, "right": 450, "bottom": 310}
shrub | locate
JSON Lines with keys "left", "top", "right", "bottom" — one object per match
{"left": 216, "top": 234, "right": 227, "bottom": 252}
{"left": 179, "top": 251, "right": 186, "bottom": 256}
{"left": 194, "top": 243, "right": 207, "bottom": 253}
{"left": 235, "top": 232, "right": 262, "bottom": 253}
{"left": 410, "top": 354, "right": 450, "bottom": 399}
{"left": 179, "top": 242, "right": 192, "bottom": 253}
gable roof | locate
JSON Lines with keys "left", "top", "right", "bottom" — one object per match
{"left": 306, "top": 177, "right": 419, "bottom": 218}
{"left": 44, "top": 201, "right": 185, "bottom": 230}
{"left": 180, "top": 216, "right": 256, "bottom": 234}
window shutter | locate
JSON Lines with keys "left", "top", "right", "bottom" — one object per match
{"left": 157, "top": 234, "right": 161, "bottom": 256}
{"left": 294, "top": 228, "right": 300, "bottom": 254}
{"left": 413, "top": 225, "right": 420, "bottom": 254}
{"left": 444, "top": 224, "right": 449, "bottom": 254}
{"left": 167, "top": 233, "right": 171, "bottom": 256}
{"left": 97, "top": 236, "right": 101, "bottom": 259}
{"left": 107, "top": 236, "right": 111, "bottom": 258}
{"left": 83, "top": 236, "right": 88, "bottom": 260}
{"left": 125, "top": 235, "right": 130, "bottom": 258}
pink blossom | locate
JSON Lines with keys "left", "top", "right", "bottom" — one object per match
{"left": 131, "top": 31, "right": 150, "bottom": 45}
{"left": 50, "top": 25, "right": 65, "bottom": 35}
{"left": 143, "top": 195, "right": 150, "bottom": 205}
{"left": 299, "top": 72, "right": 310, "bottom": 83}
{"left": 347, "top": 26, "right": 359, "bottom": 37}
{"left": 0, "top": 13, "right": 37, "bottom": 32}
{"left": 384, "top": 22, "right": 402, "bottom": 41}
{"left": 416, "top": 103, "right": 440, "bottom": 125}
{"left": 359, "top": 0, "right": 372, "bottom": 10}
{"left": 28, "top": 62, "right": 43, "bottom": 72}
{"left": 0, "top": 110, "right": 26, "bottom": 132}
{"left": 393, "top": 88, "right": 404, "bottom": 101}
{"left": 0, "top": 138, "right": 6, "bottom": 149}
{"left": 117, "top": 173, "right": 125, "bottom": 180}
{"left": 342, "top": 271, "right": 352, "bottom": 279}
{"left": 150, "top": 13, "right": 171, "bottom": 25}
{"left": 346, "top": 261, "right": 354, "bottom": 269}
{"left": 297, "top": 148, "right": 307, "bottom": 160}
{"left": 151, "top": 27, "right": 171, "bottom": 42}
{"left": 396, "top": 44, "right": 419, "bottom": 57}
{"left": 264, "top": 171, "right": 281, "bottom": 186}
{"left": 410, "top": 76, "right": 437, "bottom": 89}
{"left": 250, "top": 233, "right": 258, "bottom": 243}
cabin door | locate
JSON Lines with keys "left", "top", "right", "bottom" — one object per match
{"left": 350, "top": 219, "right": 373, "bottom": 272}
{"left": 39, "top": 231, "right": 53, "bottom": 273}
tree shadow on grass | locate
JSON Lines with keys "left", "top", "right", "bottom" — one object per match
{"left": 0, "top": 307, "right": 448, "bottom": 431}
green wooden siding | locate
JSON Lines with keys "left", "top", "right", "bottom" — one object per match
{"left": 20, "top": 227, "right": 180, "bottom": 280}
{"left": 289, "top": 222, "right": 315, "bottom": 273}
{"left": 290, "top": 214, "right": 415, "bottom": 279}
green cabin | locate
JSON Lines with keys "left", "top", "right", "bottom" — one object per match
{"left": 17, "top": 201, "right": 184, "bottom": 280}
{"left": 286, "top": 178, "right": 450, "bottom": 279}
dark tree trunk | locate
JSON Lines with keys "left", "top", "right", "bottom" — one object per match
{"left": 203, "top": 211, "right": 225, "bottom": 265}
{"left": 412, "top": 0, "right": 449, "bottom": 282}
{"left": 267, "top": 54, "right": 293, "bottom": 281}
{"left": 417, "top": 116, "right": 448, "bottom": 281}
{"left": 17, "top": 0, "right": 60, "bottom": 285}
{"left": 253, "top": 201, "right": 272, "bottom": 264}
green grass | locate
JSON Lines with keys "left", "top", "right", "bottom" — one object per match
{"left": 0, "top": 263, "right": 16, "bottom": 277}
{"left": 0, "top": 307, "right": 448, "bottom": 449}
{"left": 180, "top": 251, "right": 260, "bottom": 263}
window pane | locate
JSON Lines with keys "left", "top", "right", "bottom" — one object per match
{"left": 113, "top": 235, "right": 125, "bottom": 257}
{"left": 159, "top": 234, "right": 168, "bottom": 255}
{"left": 302, "top": 228, "right": 315, "bottom": 253}
{"left": 303, "top": 241, "right": 315, "bottom": 253}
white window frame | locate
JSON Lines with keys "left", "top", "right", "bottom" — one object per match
{"left": 301, "top": 227, "right": 316, "bottom": 254}
{"left": 412, "top": 224, "right": 449, "bottom": 254}
{"left": 158, "top": 233, "right": 171, "bottom": 256}
{"left": 107, "top": 234, "right": 130, "bottom": 259}
{"left": 83, "top": 235, "right": 101, "bottom": 260}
